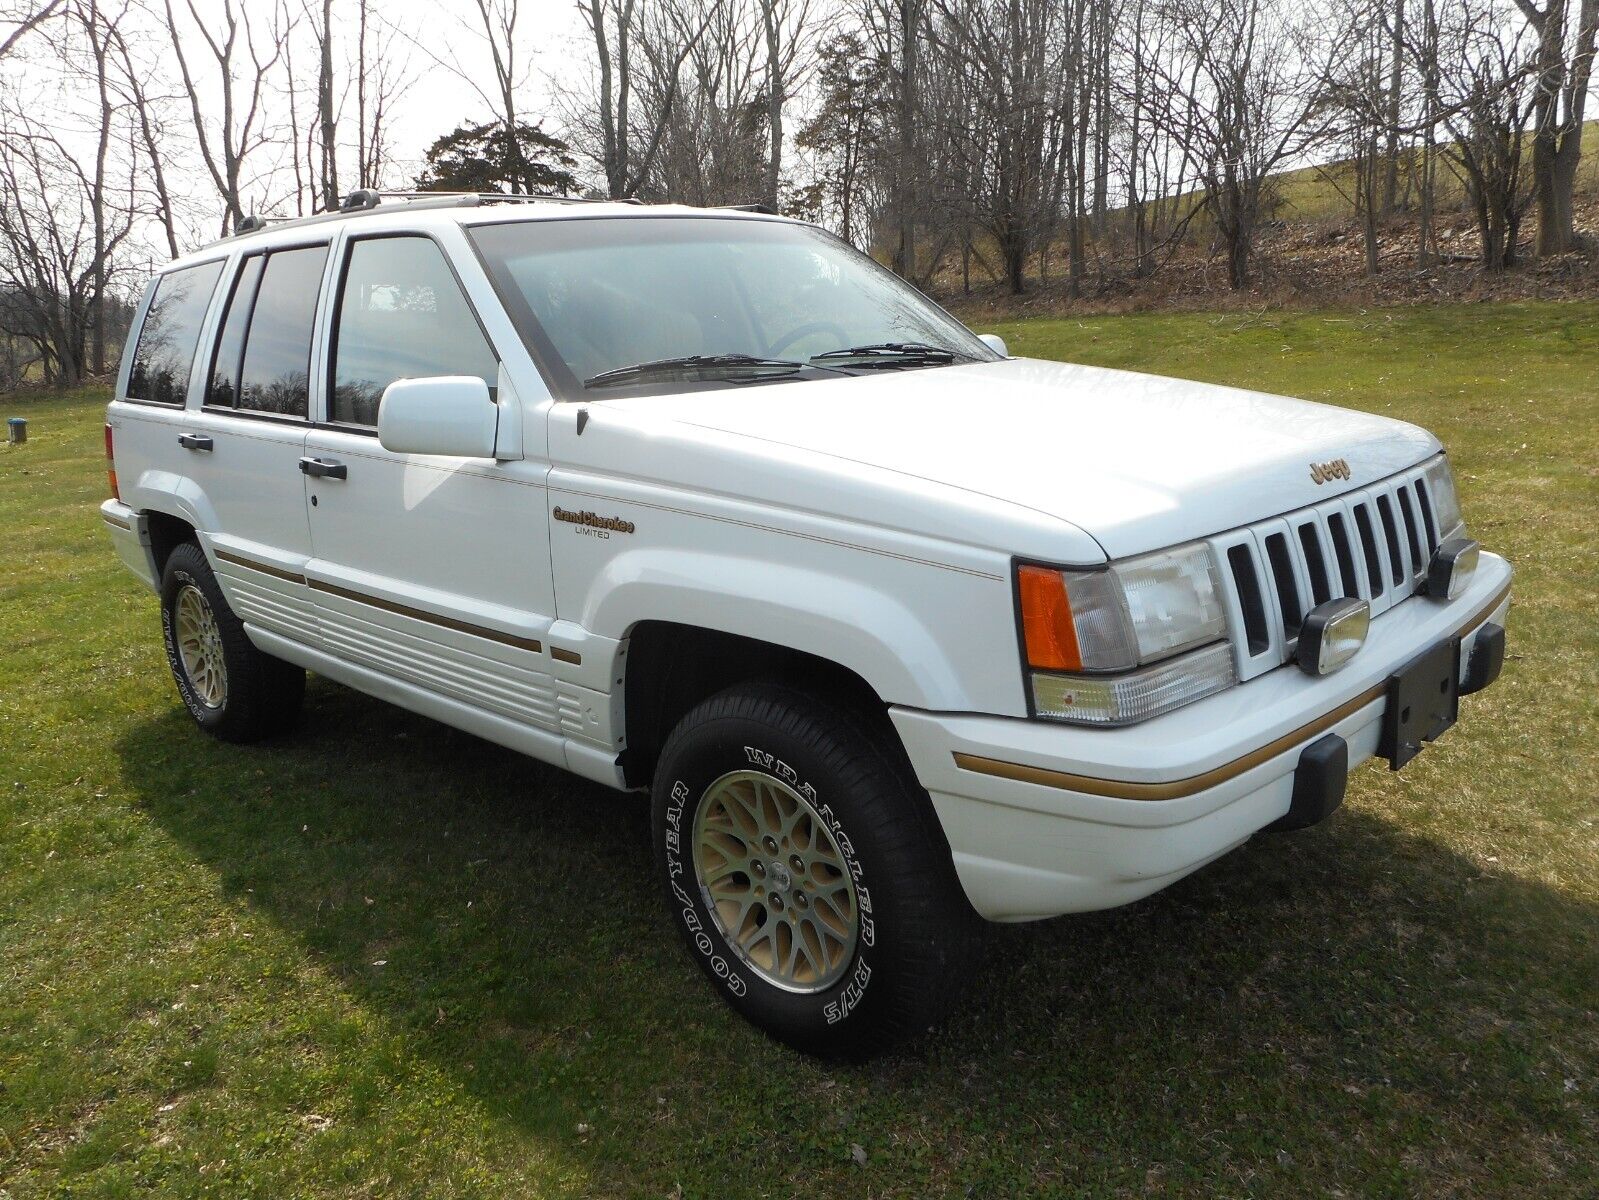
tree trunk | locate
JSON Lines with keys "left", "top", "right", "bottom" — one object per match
{"left": 1530, "top": 0, "right": 1597, "bottom": 255}
{"left": 318, "top": 0, "right": 339, "bottom": 210}
{"left": 1381, "top": 0, "right": 1405, "bottom": 214}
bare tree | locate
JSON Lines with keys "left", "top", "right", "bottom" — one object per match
{"left": 1516, "top": 0, "right": 1598, "bottom": 254}
{"left": 161, "top": 0, "right": 292, "bottom": 235}
{"left": 1146, "top": 0, "right": 1328, "bottom": 289}
{"left": 566, "top": 0, "right": 717, "bottom": 199}
{"left": 1437, "top": 0, "right": 1538, "bottom": 269}
{"left": 0, "top": 0, "right": 62, "bottom": 60}
{"left": 755, "top": 0, "right": 814, "bottom": 208}
{"left": 314, "top": 0, "right": 338, "bottom": 209}
{"left": 0, "top": 18, "right": 136, "bottom": 386}
{"left": 106, "top": 17, "right": 179, "bottom": 256}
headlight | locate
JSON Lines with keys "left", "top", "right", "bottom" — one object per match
{"left": 1424, "top": 457, "right": 1465, "bottom": 541}
{"left": 1017, "top": 543, "right": 1236, "bottom": 725}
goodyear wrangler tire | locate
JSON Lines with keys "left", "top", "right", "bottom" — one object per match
{"left": 651, "top": 682, "right": 980, "bottom": 1058}
{"left": 160, "top": 542, "right": 304, "bottom": 743}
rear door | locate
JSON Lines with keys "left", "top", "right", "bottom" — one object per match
{"left": 109, "top": 257, "right": 227, "bottom": 513}
{"left": 299, "top": 230, "right": 561, "bottom": 730}
{"left": 180, "top": 242, "right": 331, "bottom": 647}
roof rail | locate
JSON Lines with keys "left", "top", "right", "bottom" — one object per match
{"left": 219, "top": 189, "right": 622, "bottom": 245}
{"left": 335, "top": 188, "right": 593, "bottom": 212}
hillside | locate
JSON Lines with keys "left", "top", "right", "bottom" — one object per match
{"left": 939, "top": 122, "right": 1599, "bottom": 319}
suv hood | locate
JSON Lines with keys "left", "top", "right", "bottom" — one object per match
{"left": 598, "top": 357, "right": 1441, "bottom": 560}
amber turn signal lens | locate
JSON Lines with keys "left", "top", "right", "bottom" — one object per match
{"left": 1018, "top": 565, "right": 1082, "bottom": 671}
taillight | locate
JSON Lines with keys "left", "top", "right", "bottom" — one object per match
{"left": 104, "top": 422, "right": 119, "bottom": 500}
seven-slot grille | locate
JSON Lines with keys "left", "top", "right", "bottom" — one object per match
{"left": 1210, "top": 457, "right": 1449, "bottom": 682}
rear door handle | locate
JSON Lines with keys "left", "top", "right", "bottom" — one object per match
{"left": 177, "top": 433, "right": 213, "bottom": 451}
{"left": 298, "top": 456, "right": 347, "bottom": 480}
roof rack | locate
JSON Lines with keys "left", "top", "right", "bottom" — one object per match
{"left": 222, "top": 188, "right": 645, "bottom": 243}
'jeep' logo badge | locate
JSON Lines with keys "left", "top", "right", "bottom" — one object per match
{"left": 1310, "top": 458, "right": 1351, "bottom": 485}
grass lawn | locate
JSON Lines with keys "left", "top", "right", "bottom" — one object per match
{"left": 2, "top": 301, "right": 1596, "bottom": 1198}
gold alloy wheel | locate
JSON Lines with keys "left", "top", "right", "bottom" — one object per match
{"left": 174, "top": 583, "right": 227, "bottom": 709}
{"left": 692, "top": 770, "right": 860, "bottom": 993}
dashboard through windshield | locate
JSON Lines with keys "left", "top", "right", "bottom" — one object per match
{"left": 467, "top": 216, "right": 997, "bottom": 397}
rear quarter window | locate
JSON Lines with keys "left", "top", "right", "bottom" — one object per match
{"left": 125, "top": 260, "right": 225, "bottom": 404}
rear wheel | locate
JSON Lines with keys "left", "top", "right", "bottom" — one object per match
{"left": 160, "top": 542, "right": 304, "bottom": 742}
{"left": 652, "top": 682, "right": 980, "bottom": 1058}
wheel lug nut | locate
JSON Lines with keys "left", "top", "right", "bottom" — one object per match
{"left": 790, "top": 854, "right": 804, "bottom": 873}
{"left": 763, "top": 837, "right": 778, "bottom": 854}
{"left": 795, "top": 892, "right": 808, "bottom": 908}
{"left": 752, "top": 861, "right": 765, "bottom": 878}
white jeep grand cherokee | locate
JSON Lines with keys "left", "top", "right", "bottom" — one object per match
{"left": 102, "top": 193, "right": 1511, "bottom": 1057}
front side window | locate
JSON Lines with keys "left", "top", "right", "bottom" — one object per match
{"left": 329, "top": 236, "right": 498, "bottom": 426}
{"left": 468, "top": 217, "right": 995, "bottom": 397}
{"left": 234, "top": 244, "right": 329, "bottom": 418}
{"left": 125, "top": 260, "right": 225, "bottom": 404}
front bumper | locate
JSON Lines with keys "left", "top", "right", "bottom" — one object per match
{"left": 892, "top": 551, "right": 1513, "bottom": 922}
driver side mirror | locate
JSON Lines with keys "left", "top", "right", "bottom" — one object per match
{"left": 978, "top": 333, "right": 1009, "bottom": 357}
{"left": 377, "top": 376, "right": 498, "bottom": 458}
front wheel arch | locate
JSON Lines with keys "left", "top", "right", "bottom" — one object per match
{"left": 619, "top": 621, "right": 902, "bottom": 791}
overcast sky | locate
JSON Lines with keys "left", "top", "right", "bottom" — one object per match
{"left": 368, "top": 0, "right": 593, "bottom": 171}
{"left": 1, "top": 0, "right": 605, "bottom": 259}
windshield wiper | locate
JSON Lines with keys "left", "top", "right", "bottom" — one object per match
{"left": 809, "top": 342, "right": 966, "bottom": 368}
{"left": 584, "top": 353, "right": 807, "bottom": 390}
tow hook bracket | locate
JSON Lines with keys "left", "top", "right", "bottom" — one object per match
{"left": 1267, "top": 733, "right": 1348, "bottom": 832}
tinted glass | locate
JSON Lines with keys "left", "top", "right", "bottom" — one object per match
{"left": 125, "top": 260, "right": 225, "bottom": 404}
{"left": 468, "top": 218, "right": 992, "bottom": 394}
{"left": 237, "top": 245, "right": 329, "bottom": 417}
{"left": 205, "top": 254, "right": 264, "bottom": 408}
{"left": 330, "top": 236, "right": 498, "bottom": 426}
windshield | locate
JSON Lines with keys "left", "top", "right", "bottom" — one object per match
{"left": 467, "top": 216, "right": 996, "bottom": 396}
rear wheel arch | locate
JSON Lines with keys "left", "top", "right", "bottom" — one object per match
{"left": 143, "top": 509, "right": 199, "bottom": 577}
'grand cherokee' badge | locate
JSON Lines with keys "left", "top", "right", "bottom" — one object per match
{"left": 1310, "top": 458, "right": 1351, "bottom": 485}
{"left": 553, "top": 506, "right": 635, "bottom": 535}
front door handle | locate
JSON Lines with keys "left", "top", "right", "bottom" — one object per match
{"left": 298, "top": 456, "right": 347, "bottom": 480}
{"left": 177, "top": 433, "right": 213, "bottom": 451}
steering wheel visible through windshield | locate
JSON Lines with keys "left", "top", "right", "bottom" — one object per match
{"left": 467, "top": 215, "right": 997, "bottom": 397}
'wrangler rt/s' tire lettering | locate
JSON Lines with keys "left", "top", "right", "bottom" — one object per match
{"left": 651, "top": 682, "right": 980, "bottom": 1058}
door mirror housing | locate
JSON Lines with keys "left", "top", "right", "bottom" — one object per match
{"left": 377, "top": 376, "right": 499, "bottom": 458}
{"left": 978, "top": 332, "right": 1009, "bottom": 357}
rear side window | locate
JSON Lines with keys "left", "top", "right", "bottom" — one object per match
{"left": 205, "top": 254, "right": 264, "bottom": 408}
{"left": 231, "top": 244, "right": 329, "bottom": 418}
{"left": 329, "top": 236, "right": 498, "bottom": 427}
{"left": 125, "top": 260, "right": 225, "bottom": 404}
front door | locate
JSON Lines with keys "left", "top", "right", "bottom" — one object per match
{"left": 300, "top": 232, "right": 561, "bottom": 731}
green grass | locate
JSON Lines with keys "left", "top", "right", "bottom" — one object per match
{"left": 3, "top": 301, "right": 1596, "bottom": 1197}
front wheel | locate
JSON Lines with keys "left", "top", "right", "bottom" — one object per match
{"left": 652, "top": 682, "right": 980, "bottom": 1058}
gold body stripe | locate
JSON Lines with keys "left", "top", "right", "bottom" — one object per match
{"left": 213, "top": 548, "right": 543, "bottom": 654}
{"left": 954, "top": 580, "right": 1511, "bottom": 802}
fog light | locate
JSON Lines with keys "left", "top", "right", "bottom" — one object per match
{"left": 1427, "top": 537, "right": 1479, "bottom": 601}
{"left": 1297, "top": 598, "right": 1370, "bottom": 676}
